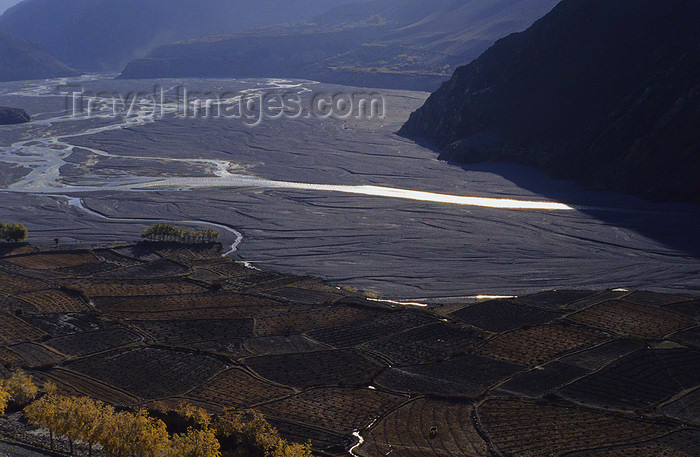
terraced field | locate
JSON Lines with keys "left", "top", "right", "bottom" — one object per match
{"left": 666, "top": 299, "right": 700, "bottom": 319}
{"left": 16, "top": 289, "right": 88, "bottom": 313}
{"left": 357, "top": 398, "right": 489, "bottom": 457}
{"left": 0, "top": 271, "right": 47, "bottom": 295}
{"left": 246, "top": 349, "right": 385, "bottom": 388}
{"left": 475, "top": 323, "right": 606, "bottom": 366}
{"left": 363, "top": 322, "right": 486, "bottom": 365}
{"left": 513, "top": 290, "right": 603, "bottom": 310}
{"left": 0, "top": 244, "right": 698, "bottom": 456}
{"left": 98, "top": 258, "right": 188, "bottom": 278}
{"left": 46, "top": 328, "right": 142, "bottom": 357}
{"left": 661, "top": 388, "right": 700, "bottom": 425}
{"left": 265, "top": 285, "right": 345, "bottom": 305}
{"left": 568, "top": 445, "right": 695, "bottom": 456}
{"left": 259, "top": 387, "right": 405, "bottom": 435}
{"left": 6, "top": 343, "right": 63, "bottom": 367}
{"left": 0, "top": 346, "right": 24, "bottom": 367}
{"left": 68, "top": 347, "right": 228, "bottom": 399}
{"left": 375, "top": 353, "right": 522, "bottom": 396}
{"left": 559, "top": 340, "right": 646, "bottom": 371}
{"left": 498, "top": 361, "right": 589, "bottom": 397}
{"left": 0, "top": 312, "right": 45, "bottom": 345}
{"left": 254, "top": 305, "right": 381, "bottom": 337}
{"left": 244, "top": 335, "right": 329, "bottom": 355}
{"left": 31, "top": 368, "right": 140, "bottom": 406}
{"left": 95, "top": 293, "right": 274, "bottom": 320}
{"left": 569, "top": 299, "right": 695, "bottom": 339}
{"left": 5, "top": 252, "right": 97, "bottom": 270}
{"left": 63, "top": 279, "right": 207, "bottom": 298}
{"left": 478, "top": 399, "right": 675, "bottom": 456}
{"left": 308, "top": 311, "right": 436, "bottom": 348}
{"left": 130, "top": 318, "right": 255, "bottom": 345}
{"left": 565, "top": 429, "right": 700, "bottom": 456}
{"left": 559, "top": 348, "right": 700, "bottom": 410}
{"left": 451, "top": 299, "right": 562, "bottom": 332}
{"left": 185, "top": 368, "right": 293, "bottom": 411}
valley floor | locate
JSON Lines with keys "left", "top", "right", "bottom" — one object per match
{"left": 1, "top": 76, "right": 699, "bottom": 299}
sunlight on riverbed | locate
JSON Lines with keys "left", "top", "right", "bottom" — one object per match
{"left": 131, "top": 176, "right": 575, "bottom": 211}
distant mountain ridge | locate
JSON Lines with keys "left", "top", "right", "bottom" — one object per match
{"left": 0, "top": 30, "right": 79, "bottom": 82}
{"left": 119, "top": 0, "right": 562, "bottom": 90}
{"left": 0, "top": 0, "right": 363, "bottom": 71}
{"left": 399, "top": 0, "right": 700, "bottom": 201}
{"left": 119, "top": 22, "right": 392, "bottom": 81}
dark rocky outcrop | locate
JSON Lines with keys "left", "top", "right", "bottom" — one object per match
{"left": 0, "top": 30, "right": 79, "bottom": 82}
{"left": 0, "top": 106, "right": 30, "bottom": 125}
{"left": 119, "top": 0, "right": 561, "bottom": 90}
{"left": 399, "top": 0, "right": 700, "bottom": 201}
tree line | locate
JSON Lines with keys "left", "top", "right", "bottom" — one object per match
{"left": 0, "top": 221, "right": 28, "bottom": 242}
{"left": 1, "top": 371, "right": 312, "bottom": 457}
{"left": 141, "top": 224, "right": 219, "bottom": 243}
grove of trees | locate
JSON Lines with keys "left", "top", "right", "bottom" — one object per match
{"left": 141, "top": 224, "right": 219, "bottom": 243}
{"left": 0, "top": 221, "right": 28, "bottom": 242}
{"left": 0, "top": 371, "right": 312, "bottom": 457}
{"left": 25, "top": 393, "right": 221, "bottom": 457}
{"left": 1, "top": 370, "right": 38, "bottom": 409}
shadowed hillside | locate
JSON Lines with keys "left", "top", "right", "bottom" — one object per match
{"left": 0, "top": 31, "right": 78, "bottom": 82}
{"left": 400, "top": 0, "right": 700, "bottom": 201}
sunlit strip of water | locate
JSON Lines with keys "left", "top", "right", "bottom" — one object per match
{"left": 129, "top": 175, "right": 575, "bottom": 211}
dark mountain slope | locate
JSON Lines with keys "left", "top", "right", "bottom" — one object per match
{"left": 0, "top": 31, "right": 79, "bottom": 81}
{"left": 399, "top": 0, "right": 700, "bottom": 201}
{"left": 119, "top": 0, "right": 561, "bottom": 90}
{"left": 313, "top": 0, "right": 562, "bottom": 79}
{"left": 0, "top": 0, "right": 362, "bottom": 71}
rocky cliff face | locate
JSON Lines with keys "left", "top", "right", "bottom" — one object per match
{"left": 0, "top": 31, "right": 79, "bottom": 81}
{"left": 0, "top": 106, "right": 30, "bottom": 125}
{"left": 399, "top": 0, "right": 700, "bottom": 202}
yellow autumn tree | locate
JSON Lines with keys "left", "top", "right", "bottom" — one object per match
{"left": 177, "top": 402, "right": 212, "bottom": 430}
{"left": 53, "top": 395, "right": 82, "bottom": 455}
{"left": 98, "top": 409, "right": 133, "bottom": 457}
{"left": 132, "top": 410, "right": 171, "bottom": 457}
{"left": 4, "top": 370, "right": 38, "bottom": 406}
{"left": 101, "top": 409, "right": 170, "bottom": 457}
{"left": 24, "top": 393, "right": 60, "bottom": 451}
{"left": 67, "top": 396, "right": 114, "bottom": 457}
{"left": 170, "top": 427, "right": 221, "bottom": 457}
{"left": 215, "top": 410, "right": 312, "bottom": 457}
{"left": 0, "top": 382, "right": 10, "bottom": 414}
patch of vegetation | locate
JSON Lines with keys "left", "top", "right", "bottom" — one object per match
{"left": 0, "top": 221, "right": 28, "bottom": 242}
{"left": 18, "top": 376, "right": 311, "bottom": 457}
{"left": 1, "top": 370, "right": 38, "bottom": 409}
{"left": 141, "top": 223, "right": 219, "bottom": 243}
